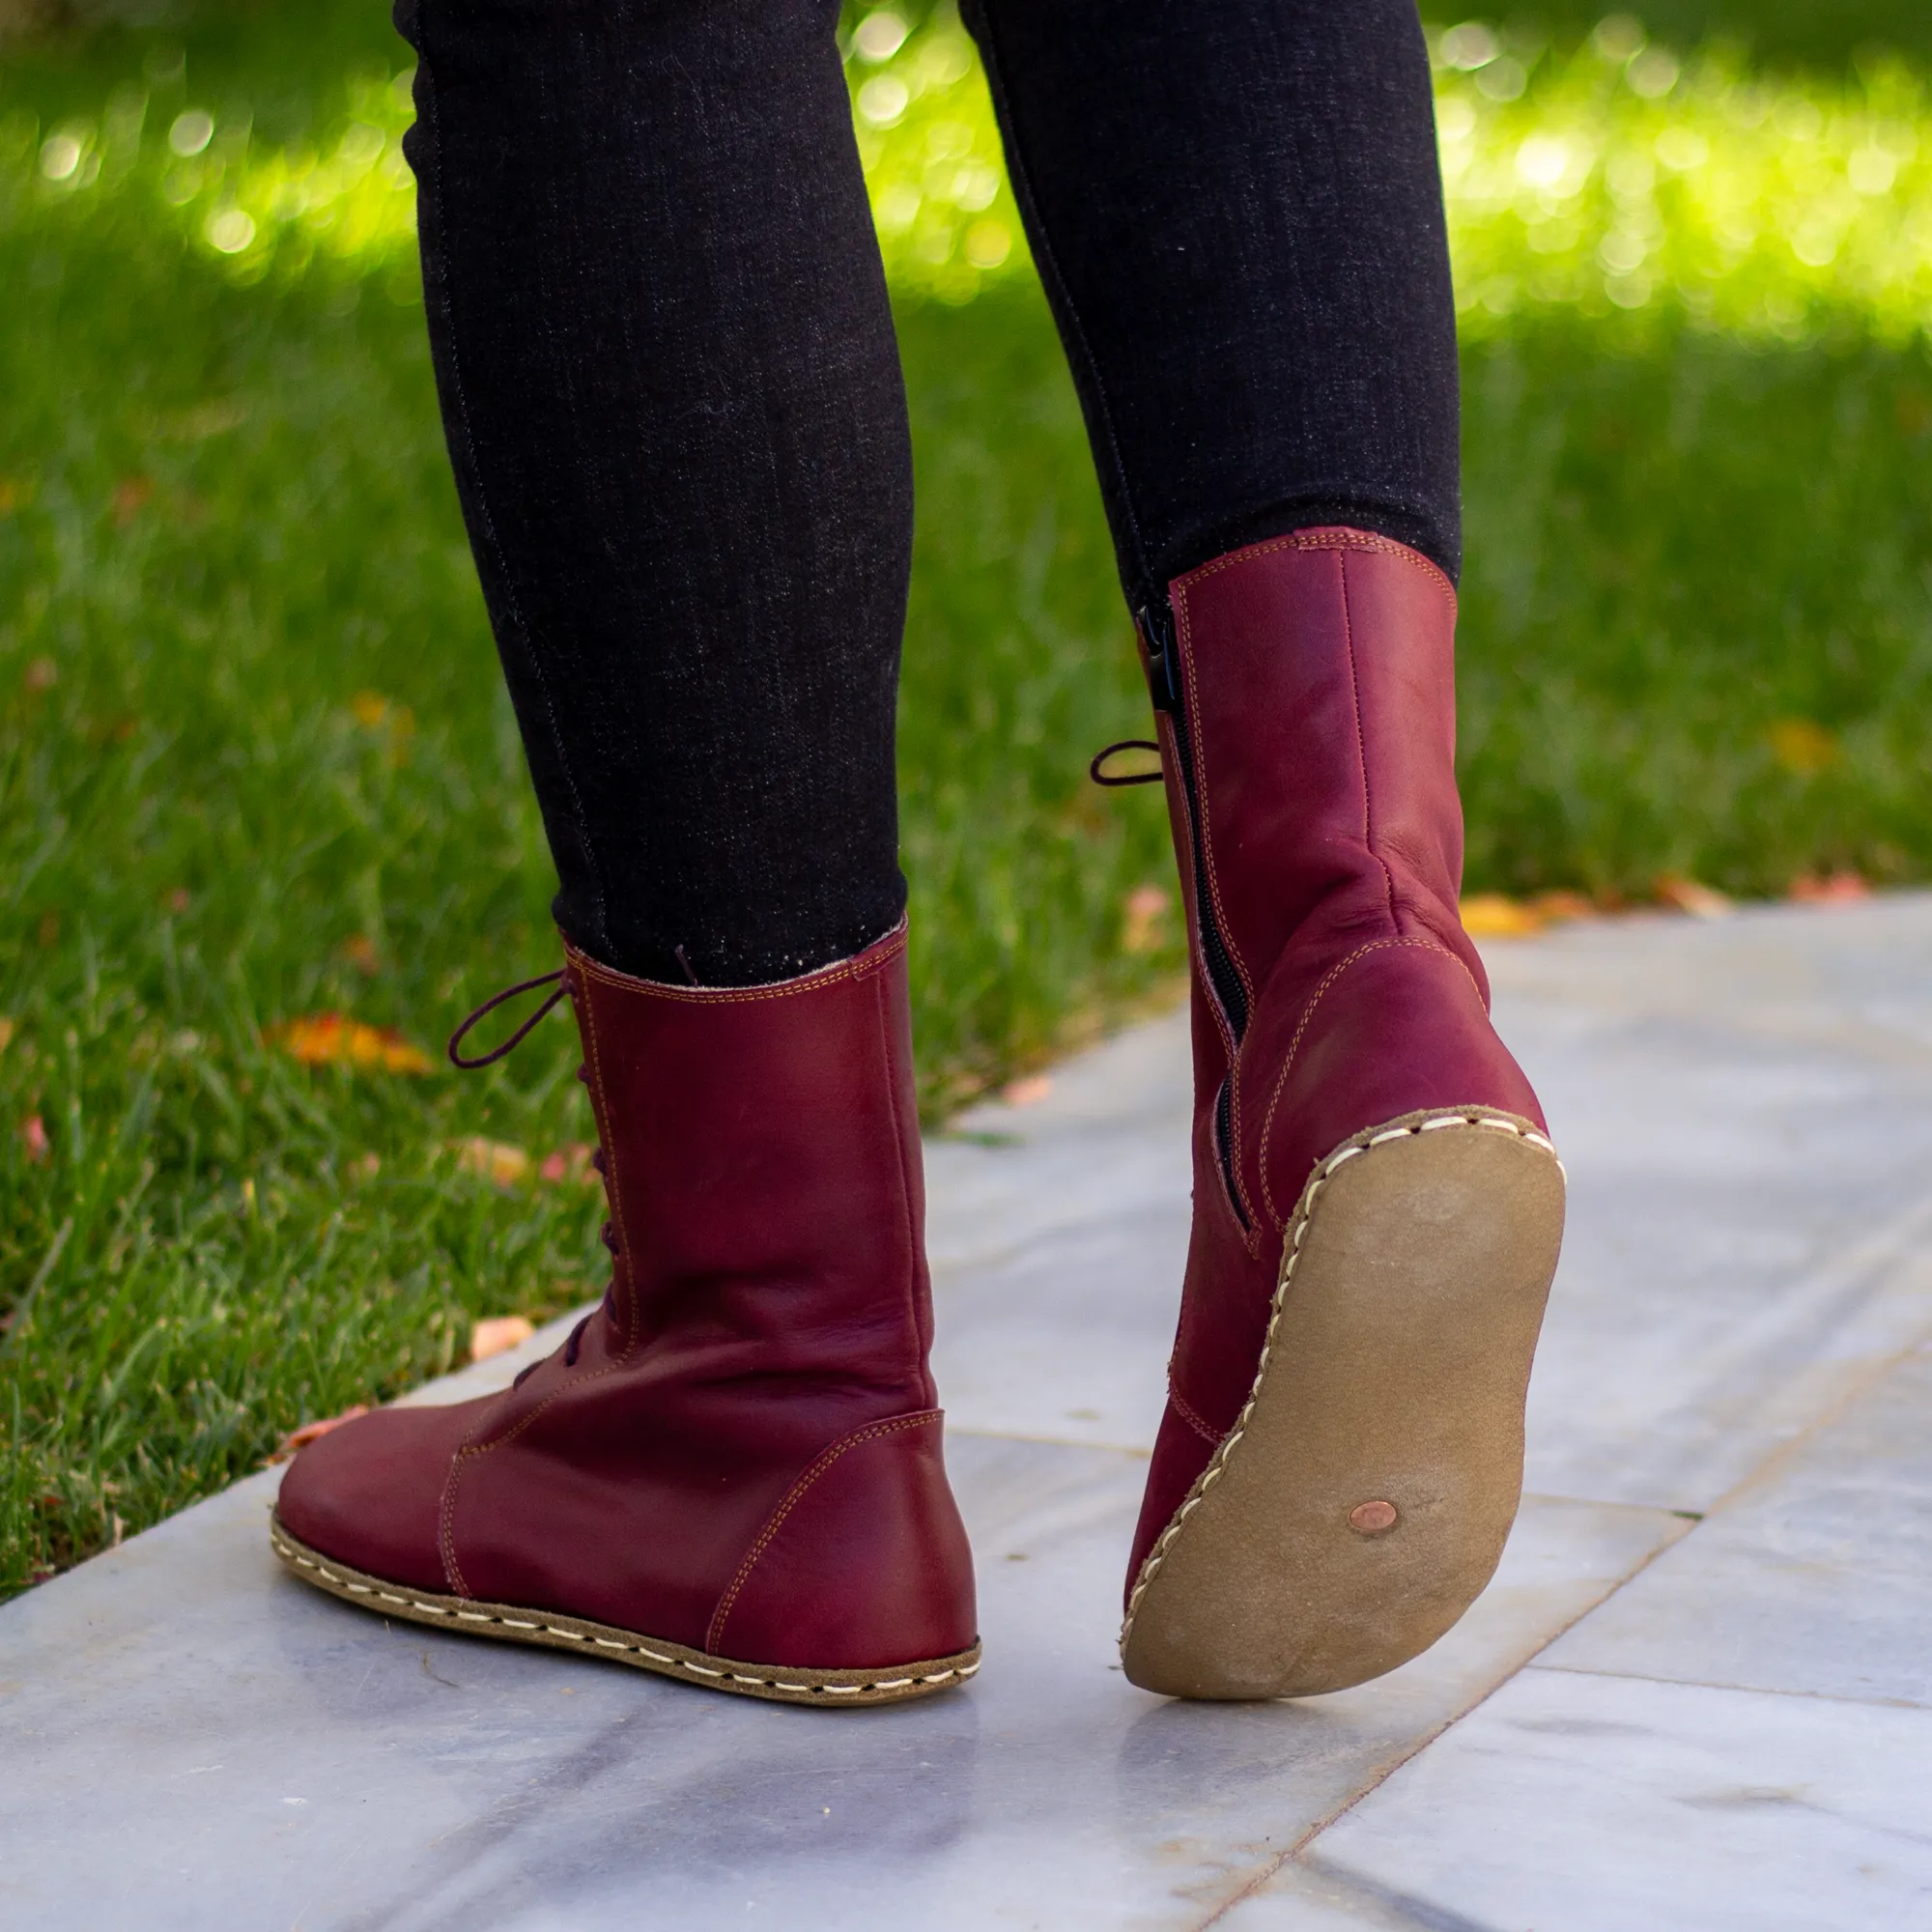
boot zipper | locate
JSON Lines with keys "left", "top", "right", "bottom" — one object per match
{"left": 1140, "top": 598, "right": 1250, "bottom": 1231}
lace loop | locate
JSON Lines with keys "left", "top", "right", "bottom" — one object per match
{"left": 1089, "top": 739, "right": 1165, "bottom": 787}
{"left": 447, "top": 968, "right": 570, "bottom": 1069}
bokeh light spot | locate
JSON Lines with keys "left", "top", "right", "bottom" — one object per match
{"left": 964, "top": 218, "right": 1010, "bottom": 269}
{"left": 168, "top": 109, "right": 213, "bottom": 156}
{"left": 39, "top": 134, "right": 81, "bottom": 181}
{"left": 206, "top": 208, "right": 257, "bottom": 254}
{"left": 1440, "top": 23, "right": 1500, "bottom": 71}
{"left": 857, "top": 75, "right": 909, "bottom": 128}
{"left": 853, "top": 11, "right": 909, "bottom": 63}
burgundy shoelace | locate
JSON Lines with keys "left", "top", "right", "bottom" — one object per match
{"left": 447, "top": 965, "right": 613, "bottom": 1375}
{"left": 446, "top": 967, "right": 571, "bottom": 1068}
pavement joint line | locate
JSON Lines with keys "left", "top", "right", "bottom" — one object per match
{"left": 1188, "top": 1494, "right": 1701, "bottom": 1930}
{"left": 1519, "top": 1660, "right": 1932, "bottom": 1712}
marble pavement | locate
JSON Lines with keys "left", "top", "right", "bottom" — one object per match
{"left": 7, "top": 897, "right": 1932, "bottom": 1928}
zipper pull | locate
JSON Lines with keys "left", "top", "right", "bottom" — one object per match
{"left": 1137, "top": 600, "right": 1180, "bottom": 714}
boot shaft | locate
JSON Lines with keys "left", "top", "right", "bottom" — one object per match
{"left": 1150, "top": 527, "right": 1480, "bottom": 1023}
{"left": 566, "top": 923, "right": 934, "bottom": 1409}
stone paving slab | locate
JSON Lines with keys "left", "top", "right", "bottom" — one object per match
{"left": 0, "top": 1433, "right": 1677, "bottom": 1931}
{"left": 1233, "top": 1669, "right": 1932, "bottom": 1932}
{"left": 7, "top": 896, "right": 1932, "bottom": 1928}
{"left": 1538, "top": 1335, "right": 1932, "bottom": 1707}
{"left": 1495, "top": 903, "right": 1932, "bottom": 1514}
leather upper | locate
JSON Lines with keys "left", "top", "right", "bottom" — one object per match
{"left": 278, "top": 925, "right": 978, "bottom": 1669}
{"left": 1127, "top": 529, "right": 1545, "bottom": 1599}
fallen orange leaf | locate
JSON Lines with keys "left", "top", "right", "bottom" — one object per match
{"left": 1655, "top": 875, "right": 1733, "bottom": 920}
{"left": 21, "top": 1114, "right": 48, "bottom": 1163}
{"left": 538, "top": 1143, "right": 598, "bottom": 1185}
{"left": 112, "top": 475, "right": 154, "bottom": 526}
{"left": 470, "top": 1315, "right": 536, "bottom": 1363}
{"left": 1788, "top": 870, "right": 1870, "bottom": 905}
{"left": 1121, "top": 883, "right": 1171, "bottom": 955}
{"left": 454, "top": 1136, "right": 530, "bottom": 1186}
{"left": 348, "top": 691, "right": 416, "bottom": 763}
{"left": 1527, "top": 890, "right": 1597, "bottom": 923}
{"left": 272, "top": 1404, "right": 369, "bottom": 1462}
{"left": 1460, "top": 893, "right": 1543, "bottom": 938}
{"left": 276, "top": 1013, "right": 433, "bottom": 1075}
{"left": 1767, "top": 717, "right": 1839, "bottom": 778}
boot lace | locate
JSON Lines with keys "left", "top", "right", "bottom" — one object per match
{"left": 447, "top": 965, "right": 615, "bottom": 1378}
{"left": 1089, "top": 739, "right": 1164, "bottom": 787}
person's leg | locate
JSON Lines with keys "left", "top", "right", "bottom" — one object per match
{"left": 962, "top": 0, "right": 1462, "bottom": 613}
{"left": 965, "top": 0, "right": 1565, "bottom": 1699}
{"left": 273, "top": 0, "right": 979, "bottom": 1704}
{"left": 402, "top": 0, "right": 909, "bottom": 987}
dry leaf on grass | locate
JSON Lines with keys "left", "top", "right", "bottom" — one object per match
{"left": 21, "top": 1114, "right": 48, "bottom": 1163}
{"left": 538, "top": 1143, "right": 598, "bottom": 1185}
{"left": 1460, "top": 893, "right": 1545, "bottom": 937}
{"left": 470, "top": 1315, "right": 536, "bottom": 1363}
{"left": 1121, "top": 884, "right": 1171, "bottom": 954}
{"left": 275, "top": 1013, "right": 433, "bottom": 1074}
{"left": 271, "top": 1404, "right": 370, "bottom": 1463}
{"left": 1528, "top": 890, "right": 1597, "bottom": 923}
{"left": 1655, "top": 875, "right": 1734, "bottom": 920}
{"left": 348, "top": 691, "right": 416, "bottom": 764}
{"left": 1789, "top": 870, "right": 1870, "bottom": 905}
{"left": 340, "top": 934, "right": 382, "bottom": 976}
{"left": 454, "top": 1137, "right": 530, "bottom": 1186}
{"left": 112, "top": 475, "right": 154, "bottom": 525}
{"left": 1767, "top": 717, "right": 1839, "bottom": 777}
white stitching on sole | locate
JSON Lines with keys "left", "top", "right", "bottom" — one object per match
{"left": 1119, "top": 1110, "right": 1563, "bottom": 1655}
{"left": 269, "top": 1526, "right": 977, "bottom": 1700}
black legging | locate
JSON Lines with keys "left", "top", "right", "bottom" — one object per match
{"left": 394, "top": 0, "right": 1458, "bottom": 986}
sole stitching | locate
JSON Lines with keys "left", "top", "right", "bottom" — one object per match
{"left": 270, "top": 1523, "right": 980, "bottom": 1703}
{"left": 1120, "top": 1110, "right": 1562, "bottom": 1656}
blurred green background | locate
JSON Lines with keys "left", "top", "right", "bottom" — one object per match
{"left": 3, "top": 1, "right": 1930, "bottom": 1594}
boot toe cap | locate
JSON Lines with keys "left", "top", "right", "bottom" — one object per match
{"left": 275, "top": 1401, "right": 479, "bottom": 1592}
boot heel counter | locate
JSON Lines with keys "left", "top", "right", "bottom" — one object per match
{"left": 706, "top": 1411, "right": 978, "bottom": 1669}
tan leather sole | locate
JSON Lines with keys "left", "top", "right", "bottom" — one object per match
{"left": 1120, "top": 1109, "right": 1566, "bottom": 1700}
{"left": 270, "top": 1518, "right": 980, "bottom": 1707}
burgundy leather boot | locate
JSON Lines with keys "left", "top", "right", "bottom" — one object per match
{"left": 272, "top": 925, "right": 980, "bottom": 1706}
{"left": 1119, "top": 529, "right": 1566, "bottom": 1701}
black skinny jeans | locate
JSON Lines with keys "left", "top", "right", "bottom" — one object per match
{"left": 394, "top": 0, "right": 1459, "bottom": 986}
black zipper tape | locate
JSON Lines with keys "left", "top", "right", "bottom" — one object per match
{"left": 1140, "top": 598, "right": 1249, "bottom": 1230}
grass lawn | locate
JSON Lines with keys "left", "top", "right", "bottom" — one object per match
{"left": 4, "top": 5, "right": 1932, "bottom": 1596}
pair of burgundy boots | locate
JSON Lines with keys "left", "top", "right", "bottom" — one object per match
{"left": 275, "top": 532, "right": 1566, "bottom": 1706}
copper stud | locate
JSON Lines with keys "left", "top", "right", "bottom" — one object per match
{"left": 1349, "top": 1499, "right": 1399, "bottom": 1535}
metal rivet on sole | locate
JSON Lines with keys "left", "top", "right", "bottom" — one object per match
{"left": 1349, "top": 1500, "right": 1399, "bottom": 1535}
